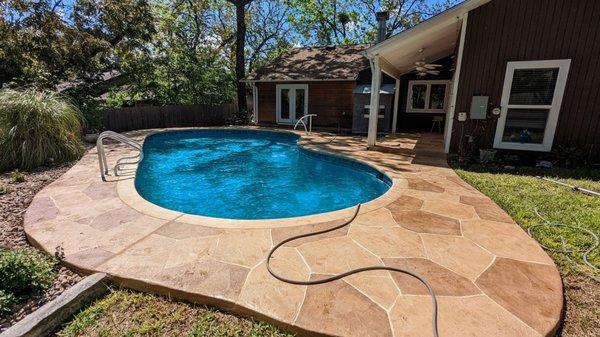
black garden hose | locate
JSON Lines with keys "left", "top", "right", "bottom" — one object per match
{"left": 266, "top": 204, "right": 440, "bottom": 337}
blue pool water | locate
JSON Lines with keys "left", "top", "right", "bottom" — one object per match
{"left": 135, "top": 130, "right": 391, "bottom": 219}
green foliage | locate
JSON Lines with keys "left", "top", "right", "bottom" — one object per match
{"left": 0, "top": 184, "right": 10, "bottom": 195}
{"left": 0, "top": 289, "right": 17, "bottom": 314}
{"left": 0, "top": 248, "right": 58, "bottom": 296}
{"left": 71, "top": 95, "right": 108, "bottom": 133}
{"left": 111, "top": 1, "right": 236, "bottom": 106}
{"left": 10, "top": 169, "right": 25, "bottom": 183}
{"left": 0, "top": 88, "right": 85, "bottom": 171}
{"left": 0, "top": 0, "right": 155, "bottom": 89}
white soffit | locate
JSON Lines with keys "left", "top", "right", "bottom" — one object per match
{"left": 365, "top": 0, "right": 491, "bottom": 74}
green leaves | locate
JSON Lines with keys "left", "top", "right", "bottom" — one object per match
{"left": 0, "top": 0, "right": 155, "bottom": 89}
{"left": 0, "top": 248, "right": 58, "bottom": 297}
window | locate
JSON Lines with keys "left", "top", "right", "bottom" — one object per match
{"left": 407, "top": 80, "right": 450, "bottom": 113}
{"left": 363, "top": 105, "right": 385, "bottom": 118}
{"left": 494, "top": 60, "right": 571, "bottom": 152}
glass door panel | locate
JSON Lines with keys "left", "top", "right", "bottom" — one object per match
{"left": 280, "top": 88, "right": 291, "bottom": 122}
{"left": 295, "top": 88, "right": 306, "bottom": 120}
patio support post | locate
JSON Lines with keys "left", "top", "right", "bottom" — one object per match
{"left": 392, "top": 78, "right": 400, "bottom": 134}
{"left": 367, "top": 56, "right": 382, "bottom": 148}
{"left": 444, "top": 14, "right": 468, "bottom": 153}
{"left": 252, "top": 83, "right": 258, "bottom": 123}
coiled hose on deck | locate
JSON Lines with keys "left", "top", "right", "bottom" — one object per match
{"left": 266, "top": 204, "right": 439, "bottom": 337}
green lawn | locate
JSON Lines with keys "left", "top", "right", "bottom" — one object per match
{"left": 57, "top": 289, "right": 294, "bottom": 337}
{"left": 454, "top": 164, "right": 599, "bottom": 336}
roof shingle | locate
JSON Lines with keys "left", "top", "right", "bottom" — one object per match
{"left": 247, "top": 44, "right": 370, "bottom": 82}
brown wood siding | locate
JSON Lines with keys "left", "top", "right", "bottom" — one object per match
{"left": 451, "top": 0, "right": 600, "bottom": 160}
{"left": 256, "top": 81, "right": 355, "bottom": 129}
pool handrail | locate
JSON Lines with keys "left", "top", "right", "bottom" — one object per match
{"left": 96, "top": 131, "right": 143, "bottom": 181}
{"left": 293, "top": 114, "right": 317, "bottom": 134}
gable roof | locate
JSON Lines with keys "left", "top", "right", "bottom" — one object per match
{"left": 364, "top": 0, "right": 491, "bottom": 75}
{"left": 247, "top": 44, "right": 370, "bottom": 82}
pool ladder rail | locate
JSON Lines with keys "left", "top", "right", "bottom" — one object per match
{"left": 96, "top": 131, "right": 143, "bottom": 181}
{"left": 294, "top": 114, "right": 317, "bottom": 134}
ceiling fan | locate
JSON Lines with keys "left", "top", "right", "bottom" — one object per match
{"left": 414, "top": 61, "right": 442, "bottom": 77}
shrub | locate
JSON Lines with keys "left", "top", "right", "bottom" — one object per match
{"left": 0, "top": 88, "right": 85, "bottom": 171}
{"left": 0, "top": 289, "right": 16, "bottom": 314}
{"left": 0, "top": 184, "right": 10, "bottom": 195}
{"left": 10, "top": 169, "right": 25, "bottom": 183}
{"left": 0, "top": 248, "right": 58, "bottom": 296}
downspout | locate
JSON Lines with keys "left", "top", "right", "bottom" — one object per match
{"left": 252, "top": 82, "right": 258, "bottom": 124}
{"left": 444, "top": 14, "right": 468, "bottom": 153}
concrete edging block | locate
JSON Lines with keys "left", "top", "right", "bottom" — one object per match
{"left": 1, "top": 273, "right": 109, "bottom": 337}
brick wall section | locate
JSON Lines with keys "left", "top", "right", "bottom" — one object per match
{"left": 256, "top": 81, "right": 355, "bottom": 129}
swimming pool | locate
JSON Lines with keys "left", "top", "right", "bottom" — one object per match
{"left": 135, "top": 129, "right": 391, "bottom": 219}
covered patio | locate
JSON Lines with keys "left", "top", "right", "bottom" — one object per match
{"left": 363, "top": 0, "right": 486, "bottom": 151}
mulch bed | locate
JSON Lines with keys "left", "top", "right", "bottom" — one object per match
{"left": 0, "top": 164, "right": 83, "bottom": 332}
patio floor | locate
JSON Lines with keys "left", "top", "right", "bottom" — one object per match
{"left": 24, "top": 128, "right": 563, "bottom": 337}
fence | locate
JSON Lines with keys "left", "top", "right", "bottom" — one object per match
{"left": 103, "top": 103, "right": 238, "bottom": 132}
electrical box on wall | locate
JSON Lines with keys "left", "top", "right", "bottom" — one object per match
{"left": 470, "top": 96, "right": 489, "bottom": 119}
{"left": 458, "top": 112, "right": 467, "bottom": 122}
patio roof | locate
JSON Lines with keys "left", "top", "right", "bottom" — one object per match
{"left": 364, "top": 0, "right": 491, "bottom": 76}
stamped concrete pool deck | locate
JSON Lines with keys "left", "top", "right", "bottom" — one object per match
{"left": 24, "top": 128, "right": 563, "bottom": 337}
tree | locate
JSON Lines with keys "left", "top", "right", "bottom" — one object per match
{"left": 245, "top": 1, "right": 294, "bottom": 72}
{"left": 356, "top": 0, "right": 459, "bottom": 41}
{"left": 109, "top": 0, "right": 236, "bottom": 106}
{"left": 286, "top": 0, "right": 360, "bottom": 45}
{"left": 225, "top": 0, "right": 254, "bottom": 116}
{"left": 286, "top": 0, "right": 458, "bottom": 45}
{"left": 0, "top": 0, "right": 155, "bottom": 88}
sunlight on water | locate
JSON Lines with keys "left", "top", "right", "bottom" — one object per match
{"left": 135, "top": 130, "right": 390, "bottom": 219}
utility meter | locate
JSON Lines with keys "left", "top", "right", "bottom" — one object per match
{"left": 470, "top": 96, "right": 489, "bottom": 119}
{"left": 458, "top": 112, "right": 467, "bottom": 122}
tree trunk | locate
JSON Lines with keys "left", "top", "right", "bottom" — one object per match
{"left": 235, "top": 2, "right": 247, "bottom": 116}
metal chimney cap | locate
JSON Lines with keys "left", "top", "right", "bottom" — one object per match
{"left": 376, "top": 11, "right": 390, "bottom": 20}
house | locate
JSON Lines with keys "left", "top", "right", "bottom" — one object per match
{"left": 248, "top": 0, "right": 600, "bottom": 160}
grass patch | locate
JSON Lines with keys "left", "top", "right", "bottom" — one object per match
{"left": 454, "top": 164, "right": 599, "bottom": 275}
{"left": 58, "top": 289, "right": 295, "bottom": 337}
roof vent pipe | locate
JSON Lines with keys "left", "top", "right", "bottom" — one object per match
{"left": 376, "top": 11, "right": 390, "bottom": 43}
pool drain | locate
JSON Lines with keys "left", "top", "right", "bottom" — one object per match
{"left": 267, "top": 204, "right": 440, "bottom": 337}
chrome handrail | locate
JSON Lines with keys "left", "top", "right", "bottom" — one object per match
{"left": 293, "top": 114, "right": 317, "bottom": 134}
{"left": 96, "top": 131, "right": 143, "bottom": 181}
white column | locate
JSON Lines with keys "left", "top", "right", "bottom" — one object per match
{"left": 252, "top": 83, "right": 258, "bottom": 124}
{"left": 444, "top": 14, "right": 468, "bottom": 153}
{"left": 367, "top": 57, "right": 382, "bottom": 148}
{"left": 391, "top": 78, "right": 400, "bottom": 134}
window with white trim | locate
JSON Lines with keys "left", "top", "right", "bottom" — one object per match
{"left": 494, "top": 59, "right": 571, "bottom": 152}
{"left": 407, "top": 80, "right": 450, "bottom": 113}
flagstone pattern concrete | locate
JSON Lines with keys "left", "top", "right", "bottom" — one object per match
{"left": 24, "top": 128, "right": 563, "bottom": 337}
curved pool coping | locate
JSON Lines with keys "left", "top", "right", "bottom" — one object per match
{"left": 118, "top": 128, "right": 406, "bottom": 228}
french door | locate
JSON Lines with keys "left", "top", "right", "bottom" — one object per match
{"left": 276, "top": 84, "right": 308, "bottom": 124}
{"left": 494, "top": 59, "right": 571, "bottom": 152}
